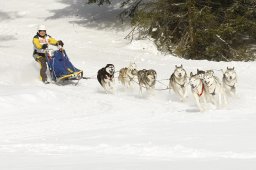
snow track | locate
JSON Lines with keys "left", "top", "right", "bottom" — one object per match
{"left": 0, "top": 0, "right": 256, "bottom": 169}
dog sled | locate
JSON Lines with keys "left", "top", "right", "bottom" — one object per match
{"left": 45, "top": 48, "right": 83, "bottom": 84}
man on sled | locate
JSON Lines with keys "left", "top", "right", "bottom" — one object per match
{"left": 32, "top": 24, "right": 82, "bottom": 84}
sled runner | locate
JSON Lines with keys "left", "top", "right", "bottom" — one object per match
{"left": 45, "top": 48, "right": 83, "bottom": 83}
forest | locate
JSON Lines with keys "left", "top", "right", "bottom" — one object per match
{"left": 88, "top": 0, "right": 256, "bottom": 61}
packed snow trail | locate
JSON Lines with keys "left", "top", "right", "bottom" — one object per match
{"left": 0, "top": 0, "right": 256, "bottom": 169}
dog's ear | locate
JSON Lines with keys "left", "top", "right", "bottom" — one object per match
{"left": 181, "top": 64, "right": 183, "bottom": 68}
{"left": 190, "top": 72, "right": 193, "bottom": 77}
{"left": 232, "top": 67, "right": 235, "bottom": 70}
{"left": 175, "top": 65, "right": 177, "bottom": 68}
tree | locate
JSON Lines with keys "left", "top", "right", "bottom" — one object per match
{"left": 87, "top": 0, "right": 256, "bottom": 61}
{"left": 87, "top": 0, "right": 111, "bottom": 5}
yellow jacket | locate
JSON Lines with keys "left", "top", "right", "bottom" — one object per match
{"left": 33, "top": 33, "right": 58, "bottom": 53}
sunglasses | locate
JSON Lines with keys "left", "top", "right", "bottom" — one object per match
{"left": 39, "top": 30, "right": 46, "bottom": 33}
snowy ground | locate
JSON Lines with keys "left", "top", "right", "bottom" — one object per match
{"left": 0, "top": 0, "right": 256, "bottom": 169}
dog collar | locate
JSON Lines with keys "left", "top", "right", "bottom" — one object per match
{"left": 174, "top": 78, "right": 185, "bottom": 88}
{"left": 225, "top": 82, "right": 235, "bottom": 89}
{"left": 172, "top": 74, "right": 186, "bottom": 88}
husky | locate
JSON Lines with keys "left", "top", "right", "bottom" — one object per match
{"left": 137, "top": 69, "right": 157, "bottom": 94}
{"left": 196, "top": 69, "right": 206, "bottom": 80}
{"left": 97, "top": 64, "right": 115, "bottom": 93}
{"left": 222, "top": 67, "right": 237, "bottom": 97}
{"left": 203, "top": 70, "right": 227, "bottom": 107}
{"left": 189, "top": 72, "right": 208, "bottom": 112}
{"left": 118, "top": 62, "right": 138, "bottom": 88}
{"left": 169, "top": 65, "right": 188, "bottom": 101}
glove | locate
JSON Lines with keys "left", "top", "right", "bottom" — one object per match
{"left": 42, "top": 44, "right": 48, "bottom": 49}
{"left": 57, "top": 40, "right": 64, "bottom": 47}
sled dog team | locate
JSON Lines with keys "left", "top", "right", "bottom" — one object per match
{"left": 97, "top": 63, "right": 238, "bottom": 112}
{"left": 32, "top": 24, "right": 238, "bottom": 112}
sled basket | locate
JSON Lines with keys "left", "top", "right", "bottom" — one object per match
{"left": 46, "top": 49, "right": 83, "bottom": 82}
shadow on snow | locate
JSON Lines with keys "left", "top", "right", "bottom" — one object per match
{"left": 47, "top": 0, "right": 130, "bottom": 31}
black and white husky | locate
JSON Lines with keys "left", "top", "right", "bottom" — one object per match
{"left": 222, "top": 67, "right": 237, "bottom": 97}
{"left": 97, "top": 64, "right": 115, "bottom": 93}
{"left": 189, "top": 72, "right": 208, "bottom": 112}
{"left": 169, "top": 65, "right": 188, "bottom": 101}
{"left": 137, "top": 69, "right": 157, "bottom": 94}
{"left": 118, "top": 62, "right": 138, "bottom": 88}
{"left": 203, "top": 70, "right": 227, "bottom": 107}
{"left": 196, "top": 69, "right": 206, "bottom": 80}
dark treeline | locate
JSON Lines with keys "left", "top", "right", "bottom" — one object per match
{"left": 88, "top": 0, "right": 256, "bottom": 61}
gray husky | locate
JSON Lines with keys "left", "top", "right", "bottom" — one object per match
{"left": 137, "top": 69, "right": 157, "bottom": 94}
{"left": 118, "top": 62, "right": 138, "bottom": 88}
{"left": 222, "top": 67, "right": 237, "bottom": 97}
{"left": 203, "top": 70, "right": 227, "bottom": 107}
{"left": 169, "top": 65, "right": 188, "bottom": 101}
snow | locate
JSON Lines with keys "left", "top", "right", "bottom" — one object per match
{"left": 0, "top": 0, "right": 256, "bottom": 169}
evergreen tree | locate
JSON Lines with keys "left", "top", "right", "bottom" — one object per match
{"left": 87, "top": 0, "right": 256, "bottom": 61}
{"left": 87, "top": 0, "right": 111, "bottom": 5}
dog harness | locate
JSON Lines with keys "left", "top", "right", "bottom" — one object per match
{"left": 224, "top": 81, "right": 236, "bottom": 90}
{"left": 171, "top": 74, "right": 187, "bottom": 88}
{"left": 197, "top": 81, "right": 205, "bottom": 97}
{"left": 207, "top": 82, "right": 216, "bottom": 96}
{"left": 174, "top": 78, "right": 186, "bottom": 88}
{"left": 105, "top": 74, "right": 114, "bottom": 80}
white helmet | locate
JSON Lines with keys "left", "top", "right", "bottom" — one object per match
{"left": 38, "top": 24, "right": 46, "bottom": 32}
